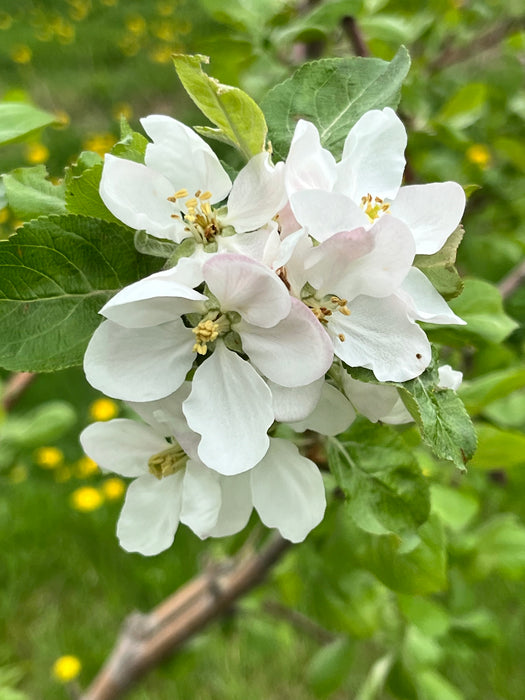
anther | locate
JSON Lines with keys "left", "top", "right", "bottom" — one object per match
{"left": 174, "top": 188, "right": 188, "bottom": 198}
{"left": 338, "top": 333, "right": 346, "bottom": 342}
{"left": 200, "top": 191, "right": 212, "bottom": 200}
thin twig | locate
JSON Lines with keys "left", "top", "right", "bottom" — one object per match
{"left": 263, "top": 599, "right": 335, "bottom": 644}
{"left": 430, "top": 17, "right": 525, "bottom": 70}
{"left": 499, "top": 258, "right": 525, "bottom": 300}
{"left": 80, "top": 533, "right": 291, "bottom": 700}
{"left": 342, "top": 16, "right": 370, "bottom": 57}
{"left": 2, "top": 372, "right": 36, "bottom": 411}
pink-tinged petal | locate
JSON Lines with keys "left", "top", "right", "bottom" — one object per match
{"left": 269, "top": 378, "right": 324, "bottom": 423}
{"left": 310, "top": 216, "right": 416, "bottom": 301}
{"left": 183, "top": 342, "right": 273, "bottom": 475}
{"left": 389, "top": 182, "right": 466, "bottom": 255}
{"left": 207, "top": 472, "right": 253, "bottom": 538}
{"left": 80, "top": 419, "right": 166, "bottom": 477}
{"left": 341, "top": 374, "right": 411, "bottom": 424}
{"left": 203, "top": 254, "right": 290, "bottom": 328}
{"left": 84, "top": 319, "right": 195, "bottom": 401}
{"left": 251, "top": 438, "right": 326, "bottom": 543}
{"left": 399, "top": 267, "right": 465, "bottom": 325}
{"left": 100, "top": 268, "right": 207, "bottom": 328}
{"left": 277, "top": 201, "right": 301, "bottom": 238}
{"left": 285, "top": 120, "right": 337, "bottom": 194}
{"left": 223, "top": 153, "right": 286, "bottom": 232}
{"left": 117, "top": 472, "right": 184, "bottom": 555}
{"left": 180, "top": 460, "right": 222, "bottom": 539}
{"left": 304, "top": 228, "right": 373, "bottom": 293}
{"left": 289, "top": 382, "right": 356, "bottom": 435}
{"left": 100, "top": 154, "right": 186, "bottom": 242}
{"left": 141, "top": 115, "right": 232, "bottom": 203}
{"left": 330, "top": 295, "right": 431, "bottom": 382}
{"left": 238, "top": 298, "right": 333, "bottom": 387}
{"left": 338, "top": 107, "right": 407, "bottom": 202}
{"left": 290, "top": 189, "right": 369, "bottom": 241}
{"left": 438, "top": 364, "right": 462, "bottom": 390}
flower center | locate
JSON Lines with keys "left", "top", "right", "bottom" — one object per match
{"left": 302, "top": 287, "right": 351, "bottom": 337}
{"left": 360, "top": 193, "right": 390, "bottom": 221}
{"left": 191, "top": 313, "right": 230, "bottom": 355}
{"left": 168, "top": 188, "right": 223, "bottom": 243}
{"left": 148, "top": 443, "right": 188, "bottom": 479}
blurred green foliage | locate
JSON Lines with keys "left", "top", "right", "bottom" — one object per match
{"left": 1, "top": 0, "right": 525, "bottom": 698}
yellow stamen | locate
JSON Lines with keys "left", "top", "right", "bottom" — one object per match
{"left": 173, "top": 188, "right": 188, "bottom": 198}
{"left": 200, "top": 190, "right": 212, "bottom": 200}
{"left": 185, "top": 197, "right": 198, "bottom": 208}
{"left": 148, "top": 445, "right": 187, "bottom": 479}
{"left": 360, "top": 193, "right": 390, "bottom": 221}
{"left": 192, "top": 319, "right": 220, "bottom": 355}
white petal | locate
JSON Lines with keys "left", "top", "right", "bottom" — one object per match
{"left": 239, "top": 298, "right": 333, "bottom": 387}
{"left": 218, "top": 223, "right": 281, "bottom": 268}
{"left": 289, "top": 382, "right": 356, "bottom": 435}
{"left": 183, "top": 342, "right": 273, "bottom": 475}
{"left": 223, "top": 153, "right": 286, "bottom": 232}
{"left": 203, "top": 254, "right": 290, "bottom": 328}
{"left": 80, "top": 419, "right": 166, "bottom": 477}
{"left": 207, "top": 472, "right": 253, "bottom": 537}
{"left": 399, "top": 267, "right": 465, "bottom": 325}
{"left": 337, "top": 107, "right": 406, "bottom": 201}
{"left": 251, "top": 438, "right": 326, "bottom": 543}
{"left": 285, "top": 119, "right": 337, "bottom": 194}
{"left": 117, "top": 472, "right": 184, "bottom": 555}
{"left": 291, "top": 189, "right": 369, "bottom": 241}
{"left": 100, "top": 154, "right": 185, "bottom": 242}
{"left": 341, "top": 373, "right": 408, "bottom": 423}
{"left": 389, "top": 182, "right": 466, "bottom": 255}
{"left": 269, "top": 378, "right": 324, "bottom": 422}
{"left": 84, "top": 319, "right": 195, "bottom": 401}
{"left": 100, "top": 268, "right": 207, "bottom": 328}
{"left": 180, "top": 460, "right": 222, "bottom": 539}
{"left": 330, "top": 295, "right": 431, "bottom": 382}
{"left": 438, "top": 364, "right": 463, "bottom": 390}
{"left": 141, "top": 115, "right": 232, "bottom": 203}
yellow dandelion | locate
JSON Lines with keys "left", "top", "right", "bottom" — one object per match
{"left": 83, "top": 132, "right": 116, "bottom": 157}
{"left": 102, "top": 477, "right": 126, "bottom": 500}
{"left": 54, "top": 466, "right": 73, "bottom": 483}
{"left": 25, "top": 142, "right": 50, "bottom": 164}
{"left": 56, "top": 22, "right": 76, "bottom": 44}
{"left": 156, "top": 1, "right": 174, "bottom": 16}
{"left": 126, "top": 14, "right": 147, "bottom": 35}
{"left": 466, "top": 144, "right": 491, "bottom": 169}
{"left": 118, "top": 36, "right": 141, "bottom": 56}
{"left": 90, "top": 397, "right": 119, "bottom": 421}
{"left": 11, "top": 45, "right": 32, "bottom": 64}
{"left": 8, "top": 464, "right": 28, "bottom": 484}
{"left": 54, "top": 109, "right": 70, "bottom": 128}
{"left": 149, "top": 45, "right": 173, "bottom": 64}
{"left": 152, "top": 20, "right": 175, "bottom": 42}
{"left": 34, "top": 446, "right": 64, "bottom": 469}
{"left": 75, "top": 455, "right": 99, "bottom": 478}
{"left": 112, "top": 101, "right": 133, "bottom": 121}
{"left": 70, "top": 486, "right": 103, "bottom": 512}
{"left": 52, "top": 655, "right": 81, "bottom": 683}
{"left": 0, "top": 12, "right": 13, "bottom": 30}
{"left": 0, "top": 208, "right": 10, "bottom": 224}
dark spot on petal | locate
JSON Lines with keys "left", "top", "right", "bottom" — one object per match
{"left": 416, "top": 353, "right": 422, "bottom": 359}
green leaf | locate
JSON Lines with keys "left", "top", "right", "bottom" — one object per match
{"left": 418, "top": 670, "right": 464, "bottom": 700}
{"left": 0, "top": 214, "right": 161, "bottom": 371}
{"left": 65, "top": 163, "right": 121, "bottom": 223}
{"left": 261, "top": 46, "right": 410, "bottom": 160}
{"left": 463, "top": 515, "right": 525, "bottom": 579}
{"left": 398, "top": 595, "right": 450, "bottom": 637}
{"left": 0, "top": 401, "right": 76, "bottom": 448}
{"left": 357, "top": 515, "right": 447, "bottom": 594}
{"left": 328, "top": 419, "right": 430, "bottom": 537}
{"left": 307, "top": 637, "right": 353, "bottom": 698}
{"left": 414, "top": 226, "right": 464, "bottom": 300}
{"left": 0, "top": 102, "right": 56, "bottom": 146}
{"left": 430, "top": 484, "right": 479, "bottom": 532}
{"left": 172, "top": 54, "right": 267, "bottom": 160}
{"left": 470, "top": 423, "right": 525, "bottom": 469}
{"left": 446, "top": 279, "right": 518, "bottom": 344}
{"left": 2, "top": 165, "right": 66, "bottom": 220}
{"left": 436, "top": 83, "right": 488, "bottom": 130}
{"left": 111, "top": 116, "right": 148, "bottom": 163}
{"left": 458, "top": 366, "right": 525, "bottom": 415}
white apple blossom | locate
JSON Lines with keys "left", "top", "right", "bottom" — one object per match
{"left": 84, "top": 253, "right": 333, "bottom": 475}
{"left": 80, "top": 388, "right": 326, "bottom": 554}
{"left": 100, "top": 115, "right": 286, "bottom": 285}
{"left": 284, "top": 108, "right": 465, "bottom": 255}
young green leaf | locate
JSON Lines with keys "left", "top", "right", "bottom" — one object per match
{"left": 65, "top": 163, "right": 121, "bottom": 223}
{"left": 172, "top": 54, "right": 267, "bottom": 160}
{"left": 2, "top": 165, "right": 66, "bottom": 220}
{"left": 262, "top": 46, "right": 410, "bottom": 160}
{"left": 0, "top": 215, "right": 161, "bottom": 372}
{"left": 413, "top": 226, "right": 464, "bottom": 299}
{"left": 0, "top": 102, "right": 57, "bottom": 146}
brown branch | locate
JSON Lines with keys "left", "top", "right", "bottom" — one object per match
{"left": 430, "top": 17, "right": 525, "bottom": 70}
{"left": 498, "top": 259, "right": 525, "bottom": 300}
{"left": 2, "top": 372, "right": 36, "bottom": 411}
{"left": 342, "top": 16, "right": 370, "bottom": 57}
{"left": 80, "top": 533, "right": 291, "bottom": 700}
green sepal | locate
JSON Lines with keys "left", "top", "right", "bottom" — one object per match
{"left": 135, "top": 229, "right": 178, "bottom": 259}
{"left": 413, "top": 226, "right": 464, "bottom": 300}
{"left": 164, "top": 237, "right": 198, "bottom": 267}
{"left": 223, "top": 330, "right": 243, "bottom": 353}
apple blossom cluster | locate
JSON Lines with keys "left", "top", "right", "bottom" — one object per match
{"left": 80, "top": 107, "right": 466, "bottom": 556}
